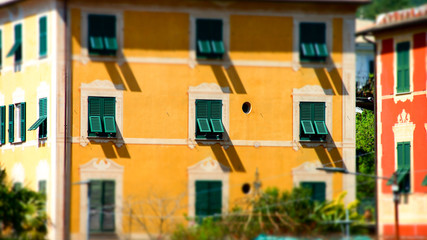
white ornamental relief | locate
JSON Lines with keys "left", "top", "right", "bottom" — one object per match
{"left": 397, "top": 109, "right": 411, "bottom": 124}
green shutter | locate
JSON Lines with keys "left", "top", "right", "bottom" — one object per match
{"left": 196, "top": 100, "right": 209, "bottom": 118}
{"left": 28, "top": 98, "right": 47, "bottom": 132}
{"left": 40, "top": 98, "right": 47, "bottom": 117}
{"left": 8, "top": 104, "right": 14, "bottom": 143}
{"left": 0, "top": 106, "right": 5, "bottom": 144}
{"left": 397, "top": 42, "right": 410, "bottom": 93}
{"left": 301, "top": 43, "right": 315, "bottom": 57}
{"left": 89, "top": 97, "right": 102, "bottom": 116}
{"left": 313, "top": 103, "right": 325, "bottom": 121}
{"left": 196, "top": 19, "right": 223, "bottom": 59}
{"left": 210, "top": 101, "right": 222, "bottom": 119}
{"left": 397, "top": 142, "right": 404, "bottom": 169}
{"left": 39, "top": 16, "right": 47, "bottom": 57}
{"left": 20, "top": 102, "right": 25, "bottom": 142}
{"left": 89, "top": 180, "right": 102, "bottom": 232}
{"left": 88, "top": 14, "right": 116, "bottom": 55}
{"left": 197, "top": 118, "right": 211, "bottom": 132}
{"left": 197, "top": 40, "right": 212, "bottom": 54}
{"left": 103, "top": 116, "right": 116, "bottom": 133}
{"left": 395, "top": 142, "right": 410, "bottom": 192}
{"left": 300, "top": 102, "right": 311, "bottom": 120}
{"left": 301, "top": 120, "right": 315, "bottom": 134}
{"left": 38, "top": 180, "right": 47, "bottom": 195}
{"left": 300, "top": 22, "right": 326, "bottom": 61}
{"left": 195, "top": 181, "right": 222, "bottom": 217}
{"left": 89, "top": 116, "right": 102, "bottom": 133}
{"left": 28, "top": 116, "right": 47, "bottom": 131}
{"left": 102, "top": 181, "right": 115, "bottom": 231}
{"left": 6, "top": 24, "right": 22, "bottom": 58}
{"left": 210, "top": 119, "right": 224, "bottom": 133}
{"left": 404, "top": 142, "right": 410, "bottom": 168}
{"left": 314, "top": 121, "right": 328, "bottom": 135}
{"left": 104, "top": 37, "right": 117, "bottom": 50}
{"left": 301, "top": 182, "right": 326, "bottom": 202}
{"left": 422, "top": 175, "right": 427, "bottom": 186}
{"left": 211, "top": 40, "right": 224, "bottom": 54}
{"left": 13, "top": 182, "right": 22, "bottom": 191}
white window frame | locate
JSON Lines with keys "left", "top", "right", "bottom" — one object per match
{"left": 80, "top": 10, "right": 124, "bottom": 63}
{"left": 80, "top": 80, "right": 124, "bottom": 147}
{"left": 292, "top": 85, "right": 333, "bottom": 150}
{"left": 189, "top": 13, "right": 230, "bottom": 68}
{"left": 188, "top": 83, "right": 230, "bottom": 148}
{"left": 392, "top": 109, "right": 415, "bottom": 193}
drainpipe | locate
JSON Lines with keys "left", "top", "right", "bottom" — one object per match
{"left": 362, "top": 34, "right": 378, "bottom": 237}
{"left": 62, "top": 0, "right": 69, "bottom": 239}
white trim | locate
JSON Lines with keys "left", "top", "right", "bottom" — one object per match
{"left": 292, "top": 85, "right": 333, "bottom": 151}
{"left": 79, "top": 158, "right": 124, "bottom": 239}
{"left": 393, "top": 35, "right": 414, "bottom": 103}
{"left": 188, "top": 83, "right": 230, "bottom": 148}
{"left": 189, "top": 14, "right": 230, "bottom": 68}
{"left": 12, "top": 87, "right": 25, "bottom": 104}
{"left": 11, "top": 162, "right": 25, "bottom": 184}
{"left": 392, "top": 109, "right": 415, "bottom": 193}
{"left": 80, "top": 80, "right": 124, "bottom": 147}
{"left": 187, "top": 157, "right": 230, "bottom": 223}
{"left": 292, "top": 17, "right": 333, "bottom": 71}
{"left": 79, "top": 10, "right": 124, "bottom": 64}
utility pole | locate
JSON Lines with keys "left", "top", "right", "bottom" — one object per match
{"left": 392, "top": 173, "right": 400, "bottom": 240}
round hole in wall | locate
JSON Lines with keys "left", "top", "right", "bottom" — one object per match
{"left": 242, "top": 102, "right": 252, "bottom": 114}
{"left": 242, "top": 183, "right": 251, "bottom": 194}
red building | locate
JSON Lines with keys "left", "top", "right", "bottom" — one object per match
{"left": 358, "top": 5, "right": 427, "bottom": 239}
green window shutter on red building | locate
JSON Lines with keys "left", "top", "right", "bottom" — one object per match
{"left": 8, "top": 104, "right": 14, "bottom": 143}
{"left": 0, "top": 106, "right": 5, "bottom": 144}
{"left": 39, "top": 16, "right": 47, "bottom": 57}
{"left": 396, "top": 42, "right": 410, "bottom": 93}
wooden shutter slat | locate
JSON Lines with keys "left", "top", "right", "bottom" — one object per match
{"left": 103, "top": 116, "right": 116, "bottom": 133}
{"left": 103, "top": 98, "right": 115, "bottom": 116}
{"left": 89, "top": 97, "right": 102, "bottom": 116}
{"left": 313, "top": 102, "right": 325, "bottom": 121}
{"left": 300, "top": 102, "right": 311, "bottom": 120}
{"left": 196, "top": 100, "right": 209, "bottom": 118}
{"left": 210, "top": 101, "right": 222, "bottom": 119}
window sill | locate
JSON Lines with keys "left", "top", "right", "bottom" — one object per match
{"left": 11, "top": 140, "right": 24, "bottom": 145}
{"left": 395, "top": 91, "right": 411, "bottom": 96}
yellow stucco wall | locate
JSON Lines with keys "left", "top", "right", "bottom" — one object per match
{"left": 69, "top": 0, "right": 354, "bottom": 237}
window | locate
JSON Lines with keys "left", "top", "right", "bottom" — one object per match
{"left": 195, "top": 100, "right": 224, "bottom": 140}
{"left": 299, "top": 22, "right": 328, "bottom": 62}
{"left": 301, "top": 181, "right": 326, "bottom": 202}
{"left": 28, "top": 98, "right": 47, "bottom": 139}
{"left": 396, "top": 41, "right": 410, "bottom": 93}
{"left": 196, "top": 19, "right": 224, "bottom": 59}
{"left": 13, "top": 182, "right": 22, "bottom": 191}
{"left": 38, "top": 180, "right": 46, "bottom": 196}
{"left": 299, "top": 102, "right": 328, "bottom": 141}
{"left": 6, "top": 24, "right": 22, "bottom": 63}
{"left": 195, "top": 180, "right": 222, "bottom": 218}
{"left": 387, "top": 142, "right": 410, "bottom": 193}
{"left": 88, "top": 14, "right": 117, "bottom": 56}
{"left": 88, "top": 97, "right": 116, "bottom": 137}
{"left": 0, "top": 106, "right": 5, "bottom": 144}
{"left": 39, "top": 16, "right": 47, "bottom": 57}
{"left": 89, "top": 180, "right": 115, "bottom": 232}
{"left": 8, "top": 102, "right": 26, "bottom": 143}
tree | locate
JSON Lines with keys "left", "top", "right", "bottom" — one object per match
{"left": 355, "top": 110, "right": 375, "bottom": 219}
{"left": 357, "top": 0, "right": 427, "bottom": 20}
{"left": 0, "top": 167, "right": 47, "bottom": 239}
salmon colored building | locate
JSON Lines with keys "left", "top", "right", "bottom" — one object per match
{"left": 0, "top": 0, "right": 366, "bottom": 239}
{"left": 358, "top": 4, "right": 427, "bottom": 239}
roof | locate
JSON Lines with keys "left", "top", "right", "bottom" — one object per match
{"left": 356, "top": 19, "right": 374, "bottom": 43}
{"left": 357, "top": 3, "right": 427, "bottom": 35}
{"left": 0, "top": 0, "right": 22, "bottom": 7}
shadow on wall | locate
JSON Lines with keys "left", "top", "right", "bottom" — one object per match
{"left": 314, "top": 67, "right": 348, "bottom": 96}
{"left": 104, "top": 62, "right": 142, "bottom": 92}
{"left": 93, "top": 129, "right": 131, "bottom": 159}
{"left": 197, "top": 130, "right": 246, "bottom": 173}
{"left": 210, "top": 65, "right": 246, "bottom": 94}
{"left": 305, "top": 139, "right": 345, "bottom": 170}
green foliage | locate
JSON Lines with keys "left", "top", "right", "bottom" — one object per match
{"left": 357, "top": 0, "right": 427, "bottom": 20}
{"left": 356, "top": 110, "right": 374, "bottom": 154}
{"left": 172, "top": 188, "right": 366, "bottom": 239}
{"left": 0, "top": 167, "right": 47, "bottom": 239}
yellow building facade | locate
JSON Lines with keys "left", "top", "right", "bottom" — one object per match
{"left": 0, "top": 0, "right": 365, "bottom": 239}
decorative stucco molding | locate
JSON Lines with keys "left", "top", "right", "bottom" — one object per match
{"left": 292, "top": 85, "right": 333, "bottom": 150}
{"left": 12, "top": 87, "right": 25, "bottom": 104}
{"left": 79, "top": 158, "right": 124, "bottom": 239}
{"left": 187, "top": 157, "right": 230, "bottom": 223}
{"left": 392, "top": 109, "right": 415, "bottom": 193}
{"left": 292, "top": 161, "right": 333, "bottom": 201}
{"left": 80, "top": 80, "right": 124, "bottom": 147}
{"left": 188, "top": 83, "right": 230, "bottom": 148}
{"left": 11, "top": 163, "right": 25, "bottom": 184}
